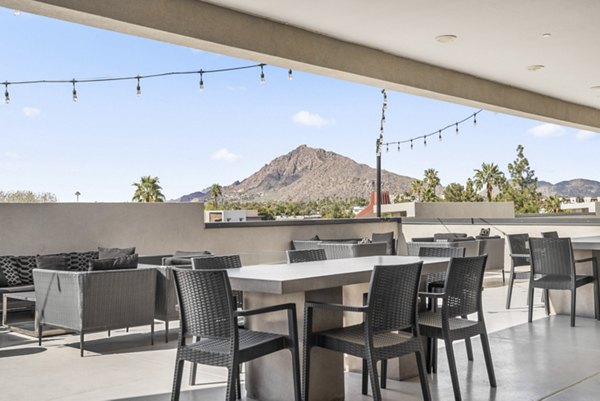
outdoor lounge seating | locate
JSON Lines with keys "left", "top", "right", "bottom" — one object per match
{"left": 303, "top": 262, "right": 431, "bottom": 401}
{"left": 286, "top": 248, "right": 327, "bottom": 263}
{"left": 527, "top": 237, "right": 600, "bottom": 327}
{"left": 506, "top": 233, "right": 531, "bottom": 309}
{"left": 170, "top": 268, "right": 301, "bottom": 401}
{"left": 33, "top": 267, "right": 157, "bottom": 356}
{"left": 418, "top": 255, "right": 496, "bottom": 401}
{"left": 292, "top": 239, "right": 388, "bottom": 259}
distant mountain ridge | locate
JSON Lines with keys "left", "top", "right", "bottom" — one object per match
{"left": 537, "top": 179, "right": 600, "bottom": 197}
{"left": 177, "top": 145, "right": 415, "bottom": 202}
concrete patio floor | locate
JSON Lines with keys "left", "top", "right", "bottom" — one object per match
{"left": 1, "top": 278, "right": 599, "bottom": 401}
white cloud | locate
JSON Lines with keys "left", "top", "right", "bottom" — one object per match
{"left": 211, "top": 148, "right": 240, "bottom": 162}
{"left": 22, "top": 106, "right": 40, "bottom": 117}
{"left": 528, "top": 123, "right": 565, "bottom": 138}
{"left": 292, "top": 110, "right": 335, "bottom": 128}
{"left": 576, "top": 130, "right": 600, "bottom": 140}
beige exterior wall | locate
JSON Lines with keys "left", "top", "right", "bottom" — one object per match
{"left": 0, "top": 203, "right": 401, "bottom": 264}
{"left": 382, "top": 202, "right": 515, "bottom": 219}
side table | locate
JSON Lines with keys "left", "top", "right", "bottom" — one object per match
{"left": 2, "top": 291, "right": 69, "bottom": 337}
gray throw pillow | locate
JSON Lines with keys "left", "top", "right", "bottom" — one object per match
{"left": 88, "top": 258, "right": 117, "bottom": 271}
{"left": 173, "top": 250, "right": 213, "bottom": 257}
{"left": 114, "top": 254, "right": 138, "bottom": 269}
{"left": 36, "top": 254, "right": 68, "bottom": 270}
{"left": 98, "top": 247, "right": 136, "bottom": 259}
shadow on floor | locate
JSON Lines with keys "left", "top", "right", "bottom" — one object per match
{"left": 63, "top": 329, "right": 179, "bottom": 356}
{"left": 0, "top": 347, "right": 46, "bottom": 358}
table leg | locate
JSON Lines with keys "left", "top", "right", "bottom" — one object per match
{"left": 244, "top": 287, "right": 345, "bottom": 401}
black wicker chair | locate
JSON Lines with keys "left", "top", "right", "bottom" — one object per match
{"left": 286, "top": 248, "right": 327, "bottom": 264}
{"left": 541, "top": 231, "right": 559, "bottom": 238}
{"left": 419, "top": 255, "right": 496, "bottom": 401}
{"left": 527, "top": 237, "right": 600, "bottom": 327}
{"left": 189, "top": 255, "right": 244, "bottom": 390}
{"left": 303, "top": 262, "right": 431, "bottom": 401}
{"left": 506, "top": 233, "right": 531, "bottom": 309}
{"left": 171, "top": 268, "right": 301, "bottom": 401}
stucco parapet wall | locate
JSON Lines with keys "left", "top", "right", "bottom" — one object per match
{"left": 205, "top": 217, "right": 401, "bottom": 229}
{"left": 403, "top": 216, "right": 600, "bottom": 226}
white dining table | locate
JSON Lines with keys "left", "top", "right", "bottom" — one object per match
{"left": 226, "top": 255, "right": 449, "bottom": 401}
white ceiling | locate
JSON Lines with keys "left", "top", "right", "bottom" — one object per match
{"left": 202, "top": 0, "right": 600, "bottom": 109}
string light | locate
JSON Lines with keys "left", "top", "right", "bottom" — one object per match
{"left": 1, "top": 62, "right": 279, "bottom": 100}
{"left": 397, "top": 143, "right": 400, "bottom": 152}
{"left": 386, "top": 144, "right": 389, "bottom": 152}
{"left": 382, "top": 89, "right": 388, "bottom": 110}
{"left": 379, "top": 108, "right": 483, "bottom": 152}
{"left": 288, "top": 69, "right": 293, "bottom": 80}
{"left": 3, "top": 82, "right": 9, "bottom": 104}
{"left": 376, "top": 89, "right": 387, "bottom": 156}
{"left": 473, "top": 113, "right": 477, "bottom": 126}
{"left": 71, "top": 80, "right": 77, "bottom": 102}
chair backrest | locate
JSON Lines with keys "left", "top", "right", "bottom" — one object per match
{"left": 418, "top": 246, "right": 465, "bottom": 258}
{"left": 529, "top": 237, "right": 574, "bottom": 277}
{"left": 443, "top": 255, "right": 487, "bottom": 318}
{"left": 371, "top": 232, "right": 396, "bottom": 255}
{"left": 192, "top": 255, "right": 242, "bottom": 270}
{"left": 366, "top": 262, "right": 423, "bottom": 333}
{"left": 172, "top": 268, "right": 236, "bottom": 340}
{"left": 507, "top": 233, "right": 530, "bottom": 267}
{"left": 286, "top": 248, "right": 327, "bottom": 264}
{"left": 541, "top": 231, "right": 559, "bottom": 239}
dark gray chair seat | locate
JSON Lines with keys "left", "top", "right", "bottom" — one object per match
{"left": 533, "top": 274, "right": 595, "bottom": 289}
{"left": 315, "top": 323, "right": 416, "bottom": 351}
{"left": 418, "top": 312, "right": 480, "bottom": 333}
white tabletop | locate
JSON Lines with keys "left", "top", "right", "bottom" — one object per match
{"left": 571, "top": 235, "right": 600, "bottom": 250}
{"left": 227, "top": 255, "right": 449, "bottom": 295}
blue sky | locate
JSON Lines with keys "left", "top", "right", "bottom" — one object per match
{"left": 1, "top": 7, "right": 598, "bottom": 202}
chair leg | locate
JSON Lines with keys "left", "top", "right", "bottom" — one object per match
{"left": 444, "top": 338, "right": 462, "bottom": 401}
{"left": 107, "top": 329, "right": 111, "bottom": 337}
{"left": 303, "top": 345, "right": 312, "bottom": 401}
{"left": 38, "top": 323, "right": 43, "bottom": 346}
{"left": 380, "top": 360, "right": 387, "bottom": 389}
{"left": 527, "top": 286, "right": 535, "bottom": 323}
{"left": 290, "top": 347, "right": 302, "bottom": 401}
{"left": 165, "top": 321, "right": 169, "bottom": 343}
{"left": 189, "top": 362, "right": 198, "bottom": 386}
{"left": 171, "top": 358, "right": 185, "bottom": 401}
{"left": 461, "top": 315, "right": 473, "bottom": 361}
{"left": 228, "top": 364, "right": 238, "bottom": 401}
{"left": 366, "top": 352, "right": 382, "bottom": 401}
{"left": 151, "top": 322, "right": 154, "bottom": 346}
{"left": 544, "top": 289, "right": 550, "bottom": 316}
{"left": 505, "top": 273, "right": 515, "bottom": 309}
{"left": 571, "top": 289, "right": 576, "bottom": 327}
{"left": 415, "top": 350, "right": 432, "bottom": 401}
{"left": 236, "top": 364, "right": 241, "bottom": 400}
{"left": 425, "top": 338, "right": 432, "bottom": 374}
{"left": 432, "top": 338, "right": 438, "bottom": 374}
{"left": 80, "top": 333, "right": 84, "bottom": 358}
{"left": 361, "top": 358, "right": 368, "bottom": 395}
{"left": 502, "top": 269, "right": 506, "bottom": 285}
{"left": 480, "top": 332, "right": 497, "bottom": 388}
{"left": 594, "top": 277, "right": 600, "bottom": 320}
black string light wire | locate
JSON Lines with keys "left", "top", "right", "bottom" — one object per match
{"left": 375, "top": 89, "right": 387, "bottom": 155}
{"left": 1, "top": 63, "right": 278, "bottom": 102}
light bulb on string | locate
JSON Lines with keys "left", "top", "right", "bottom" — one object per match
{"left": 199, "top": 71, "right": 204, "bottom": 91}
{"left": 136, "top": 76, "right": 141, "bottom": 96}
{"left": 438, "top": 130, "right": 442, "bottom": 141}
{"left": 410, "top": 139, "right": 414, "bottom": 150}
{"left": 397, "top": 143, "right": 400, "bottom": 152}
{"left": 288, "top": 69, "right": 293, "bottom": 80}
{"left": 382, "top": 89, "right": 388, "bottom": 110}
{"left": 3, "top": 83, "right": 9, "bottom": 104}
{"left": 424, "top": 136, "right": 427, "bottom": 147}
{"left": 386, "top": 144, "right": 389, "bottom": 152}
{"left": 71, "top": 80, "right": 78, "bottom": 102}
{"left": 455, "top": 123, "right": 459, "bottom": 135}
{"left": 260, "top": 65, "right": 265, "bottom": 84}
{"left": 473, "top": 113, "right": 477, "bottom": 126}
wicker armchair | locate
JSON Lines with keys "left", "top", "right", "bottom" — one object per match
{"left": 527, "top": 237, "right": 600, "bottom": 327}
{"left": 418, "top": 246, "right": 466, "bottom": 294}
{"left": 418, "top": 255, "right": 496, "bottom": 401}
{"left": 170, "top": 268, "right": 301, "bottom": 401}
{"left": 286, "top": 248, "right": 327, "bottom": 264}
{"left": 33, "top": 268, "right": 156, "bottom": 357}
{"left": 541, "top": 231, "right": 559, "bottom": 238}
{"left": 506, "top": 233, "right": 531, "bottom": 309}
{"left": 303, "top": 262, "right": 431, "bottom": 401}
{"left": 154, "top": 265, "right": 191, "bottom": 343}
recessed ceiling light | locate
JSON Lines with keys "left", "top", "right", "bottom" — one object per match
{"left": 527, "top": 64, "right": 545, "bottom": 72}
{"left": 435, "top": 35, "right": 457, "bottom": 43}
{"left": 542, "top": 33, "right": 551, "bottom": 38}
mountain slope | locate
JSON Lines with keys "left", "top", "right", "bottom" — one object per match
{"left": 538, "top": 179, "right": 600, "bottom": 197}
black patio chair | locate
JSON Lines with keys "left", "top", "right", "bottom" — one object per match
{"left": 286, "top": 248, "right": 327, "bottom": 263}
{"left": 171, "top": 268, "right": 301, "bottom": 401}
{"left": 303, "top": 262, "right": 431, "bottom": 401}
{"left": 527, "top": 237, "right": 600, "bottom": 327}
{"left": 506, "top": 233, "right": 531, "bottom": 309}
{"left": 419, "top": 255, "right": 496, "bottom": 401}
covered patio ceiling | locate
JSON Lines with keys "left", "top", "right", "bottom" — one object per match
{"left": 3, "top": 0, "right": 600, "bottom": 130}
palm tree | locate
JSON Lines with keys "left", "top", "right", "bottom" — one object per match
{"left": 410, "top": 179, "right": 424, "bottom": 201}
{"left": 543, "top": 195, "right": 563, "bottom": 213}
{"left": 473, "top": 162, "right": 505, "bottom": 202}
{"left": 423, "top": 168, "right": 441, "bottom": 189}
{"left": 210, "top": 183, "right": 223, "bottom": 208}
{"left": 132, "top": 176, "right": 166, "bottom": 202}
{"left": 443, "top": 182, "right": 465, "bottom": 202}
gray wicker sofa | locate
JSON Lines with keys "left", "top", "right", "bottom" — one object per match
{"left": 291, "top": 239, "right": 388, "bottom": 259}
{"left": 0, "top": 251, "right": 99, "bottom": 311}
{"left": 33, "top": 267, "right": 156, "bottom": 356}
